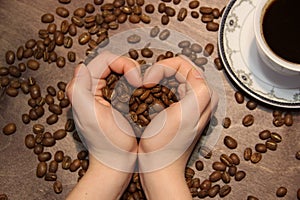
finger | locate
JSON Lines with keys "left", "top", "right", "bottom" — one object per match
{"left": 87, "top": 51, "right": 142, "bottom": 88}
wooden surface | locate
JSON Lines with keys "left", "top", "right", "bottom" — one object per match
{"left": 0, "top": 0, "right": 299, "bottom": 199}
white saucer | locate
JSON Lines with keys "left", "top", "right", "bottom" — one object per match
{"left": 218, "top": 0, "right": 300, "bottom": 109}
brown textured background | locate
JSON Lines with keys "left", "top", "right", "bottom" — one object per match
{"left": 0, "top": 0, "right": 299, "bottom": 199}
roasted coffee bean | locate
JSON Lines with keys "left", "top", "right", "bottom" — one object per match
{"left": 33, "top": 124, "right": 45, "bottom": 134}
{"left": 45, "top": 172, "right": 57, "bottom": 181}
{"left": 47, "top": 41, "right": 56, "bottom": 53}
{"left": 161, "top": 14, "right": 169, "bottom": 25}
{"left": 224, "top": 136, "right": 237, "bottom": 149}
{"left": 62, "top": 156, "right": 72, "bottom": 169}
{"left": 219, "top": 185, "right": 231, "bottom": 197}
{"left": 57, "top": 90, "right": 65, "bottom": 101}
{"left": 16, "top": 46, "right": 24, "bottom": 60}
{"left": 23, "top": 48, "right": 34, "bottom": 58}
{"left": 56, "top": 7, "right": 69, "bottom": 18}
{"left": 77, "top": 150, "right": 88, "bottom": 160}
{"left": 0, "top": 67, "right": 9, "bottom": 76}
{"left": 128, "top": 49, "right": 139, "bottom": 60}
{"left": 78, "top": 32, "right": 91, "bottom": 45}
{"left": 25, "top": 39, "right": 36, "bottom": 49}
{"left": 200, "top": 179, "right": 211, "bottom": 190}
{"left": 25, "top": 134, "right": 35, "bottom": 149}
{"left": 6, "top": 87, "right": 18, "bottom": 97}
{"left": 244, "top": 147, "right": 252, "bottom": 161}
{"left": 42, "top": 137, "right": 56, "bottom": 147}
{"left": 266, "top": 139, "right": 277, "bottom": 151}
{"left": 242, "top": 114, "right": 254, "bottom": 127}
{"left": 18, "top": 62, "right": 26, "bottom": 72}
{"left": 64, "top": 36, "right": 73, "bottom": 48}
{"left": 35, "top": 106, "right": 45, "bottom": 118}
{"left": 59, "top": 98, "right": 70, "bottom": 108}
{"left": 129, "top": 14, "right": 140, "bottom": 23}
{"left": 198, "top": 189, "right": 208, "bottom": 198}
{"left": 212, "top": 162, "right": 226, "bottom": 171}
{"left": 247, "top": 195, "right": 259, "bottom": 200}
{"left": 2, "top": 123, "right": 16, "bottom": 135}
{"left": 27, "top": 59, "right": 40, "bottom": 70}
{"left": 165, "top": 6, "right": 176, "bottom": 17}
{"left": 117, "top": 13, "right": 127, "bottom": 23}
{"left": 145, "top": 4, "right": 155, "bottom": 13}
{"left": 29, "top": 109, "right": 38, "bottom": 120}
{"left": 0, "top": 193, "right": 8, "bottom": 200}
{"left": 255, "top": 143, "right": 267, "bottom": 153}
{"left": 189, "top": 0, "right": 200, "bottom": 9}
{"left": 81, "top": 159, "right": 89, "bottom": 170}
{"left": 37, "top": 162, "right": 47, "bottom": 178}
{"left": 195, "top": 160, "right": 204, "bottom": 171}
{"left": 140, "top": 14, "right": 151, "bottom": 24}
{"left": 64, "top": 119, "right": 75, "bottom": 132}
{"left": 85, "top": 3, "right": 95, "bottom": 13}
{"left": 235, "top": 170, "right": 246, "bottom": 181}
{"left": 214, "top": 57, "right": 223, "bottom": 70}
{"left": 20, "top": 81, "right": 29, "bottom": 94}
{"left": 1, "top": 76, "right": 10, "bottom": 87}
{"left": 6, "top": 50, "right": 15, "bottom": 65}
{"left": 185, "top": 167, "right": 195, "bottom": 178}
{"left": 45, "top": 94, "right": 54, "bottom": 105}
{"left": 212, "top": 8, "right": 220, "bottom": 18}
{"left": 70, "top": 159, "right": 81, "bottom": 172}
{"left": 259, "top": 130, "right": 271, "bottom": 140}
{"left": 273, "top": 116, "right": 284, "bottom": 127}
{"left": 47, "top": 86, "right": 56, "bottom": 96}
{"left": 8, "top": 65, "right": 21, "bottom": 77}
{"left": 208, "top": 184, "right": 220, "bottom": 198}
{"left": 41, "top": 13, "right": 54, "bottom": 23}
{"left": 295, "top": 151, "right": 300, "bottom": 160}
{"left": 49, "top": 104, "right": 62, "bottom": 115}
{"left": 127, "top": 34, "right": 141, "bottom": 44}
{"left": 177, "top": 8, "right": 187, "bottom": 21}
{"left": 194, "top": 57, "right": 208, "bottom": 67}
{"left": 178, "top": 40, "right": 191, "bottom": 48}
{"left": 49, "top": 160, "right": 58, "bottom": 173}
{"left": 181, "top": 47, "right": 192, "bottom": 57}
{"left": 270, "top": 132, "right": 282, "bottom": 143}
{"left": 38, "top": 152, "right": 52, "bottom": 162}
{"left": 54, "top": 151, "right": 64, "bottom": 162}
{"left": 68, "top": 24, "right": 77, "bottom": 36}
{"left": 250, "top": 152, "right": 262, "bottom": 164}
{"left": 206, "top": 21, "right": 219, "bottom": 31}
{"left": 209, "top": 171, "right": 222, "bottom": 182}
{"left": 273, "top": 110, "right": 282, "bottom": 117}
{"left": 150, "top": 26, "right": 160, "bottom": 37}
{"left": 229, "top": 153, "right": 240, "bottom": 165}
{"left": 53, "top": 129, "right": 67, "bottom": 140}
{"left": 22, "top": 114, "right": 30, "bottom": 124}
{"left": 220, "top": 154, "right": 233, "bottom": 167}
{"left": 56, "top": 56, "right": 65, "bottom": 68}
{"left": 74, "top": 7, "right": 86, "bottom": 17}
{"left": 221, "top": 171, "right": 231, "bottom": 183}
{"left": 47, "top": 114, "right": 59, "bottom": 125}
{"left": 34, "top": 146, "right": 43, "bottom": 156}
{"left": 141, "top": 48, "right": 153, "bottom": 58}
{"left": 53, "top": 181, "right": 63, "bottom": 194}
{"left": 203, "top": 43, "right": 214, "bottom": 57}
{"left": 159, "top": 29, "right": 170, "bottom": 40}
{"left": 47, "top": 23, "right": 57, "bottom": 34}
{"left": 284, "top": 113, "right": 293, "bottom": 126}
{"left": 57, "top": 81, "right": 67, "bottom": 91}
{"left": 190, "top": 43, "right": 202, "bottom": 53}
{"left": 30, "top": 85, "right": 41, "bottom": 99}
{"left": 67, "top": 51, "right": 76, "bottom": 62}
{"left": 200, "top": 6, "right": 212, "bottom": 14}
{"left": 276, "top": 187, "right": 287, "bottom": 197}
{"left": 158, "top": 2, "right": 166, "bottom": 13}
{"left": 222, "top": 117, "right": 231, "bottom": 128}
{"left": 94, "top": 0, "right": 104, "bottom": 5}
{"left": 228, "top": 166, "right": 237, "bottom": 176}
{"left": 246, "top": 100, "right": 257, "bottom": 110}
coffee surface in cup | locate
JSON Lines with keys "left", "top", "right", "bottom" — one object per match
{"left": 262, "top": 0, "right": 300, "bottom": 64}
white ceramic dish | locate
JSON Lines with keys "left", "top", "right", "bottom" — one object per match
{"left": 218, "top": 0, "right": 300, "bottom": 109}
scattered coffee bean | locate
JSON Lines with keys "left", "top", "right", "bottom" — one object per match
{"left": 203, "top": 43, "right": 214, "bottom": 57}
{"left": 212, "top": 162, "right": 226, "bottom": 171}
{"left": 27, "top": 59, "right": 40, "bottom": 71}
{"left": 145, "top": 4, "right": 155, "bottom": 13}
{"left": 194, "top": 57, "right": 208, "bottom": 67}
{"left": 189, "top": 0, "right": 200, "bottom": 9}
{"left": 42, "top": 136, "right": 56, "bottom": 147}
{"left": 296, "top": 151, "right": 300, "bottom": 160}
{"left": 222, "top": 117, "right": 231, "bottom": 128}
{"left": 41, "top": 13, "right": 54, "bottom": 23}
{"left": 270, "top": 132, "right": 282, "bottom": 143}
{"left": 6, "top": 50, "right": 15, "bottom": 65}
{"left": 127, "top": 34, "right": 141, "bottom": 44}
{"left": 177, "top": 8, "right": 187, "bottom": 21}
{"left": 53, "top": 129, "right": 67, "bottom": 140}
{"left": 200, "top": 179, "right": 211, "bottom": 190}
{"left": 206, "top": 21, "right": 219, "bottom": 31}
{"left": 276, "top": 187, "right": 287, "bottom": 197}
{"left": 221, "top": 171, "right": 231, "bottom": 183}
{"left": 229, "top": 153, "right": 240, "bottom": 165}
{"left": 208, "top": 184, "right": 220, "bottom": 198}
{"left": 161, "top": 14, "right": 170, "bottom": 25}
{"left": 235, "top": 170, "right": 246, "bottom": 181}
{"left": 185, "top": 167, "right": 195, "bottom": 178}
{"left": 246, "top": 100, "right": 257, "bottom": 110}
{"left": 49, "top": 104, "right": 62, "bottom": 115}
{"left": 200, "top": 6, "right": 213, "bottom": 14}
{"left": 150, "top": 26, "right": 160, "bottom": 37}
{"left": 2, "top": 123, "right": 16, "bottom": 135}
{"left": 77, "top": 150, "right": 89, "bottom": 160}
{"left": 159, "top": 29, "right": 170, "bottom": 40}
{"left": 129, "top": 14, "right": 140, "bottom": 23}
{"left": 25, "top": 134, "right": 35, "bottom": 149}
{"left": 265, "top": 139, "right": 277, "bottom": 151}
{"left": 0, "top": 193, "right": 8, "bottom": 200}
{"left": 195, "top": 160, "right": 204, "bottom": 171}
{"left": 201, "top": 14, "right": 214, "bottom": 23}
{"left": 45, "top": 172, "right": 57, "bottom": 181}
{"left": 54, "top": 151, "right": 64, "bottom": 163}
{"left": 228, "top": 166, "right": 237, "bottom": 176}
{"left": 212, "top": 8, "right": 220, "bottom": 18}
{"left": 141, "top": 48, "right": 153, "bottom": 58}
{"left": 209, "top": 171, "right": 222, "bottom": 182}
{"left": 9, "top": 65, "right": 21, "bottom": 77}
{"left": 32, "top": 124, "right": 45, "bottom": 134}
{"left": 284, "top": 113, "right": 293, "bottom": 126}
{"left": 219, "top": 185, "right": 231, "bottom": 197}
{"left": 6, "top": 87, "right": 18, "bottom": 97}
{"left": 47, "top": 114, "right": 59, "bottom": 125}
{"left": 56, "top": 7, "right": 69, "bottom": 18}
{"left": 37, "top": 162, "right": 47, "bottom": 178}
{"left": 38, "top": 152, "right": 52, "bottom": 162}
{"left": 220, "top": 154, "right": 233, "bottom": 167}
{"left": 69, "top": 159, "right": 81, "bottom": 172}
{"left": 242, "top": 114, "right": 254, "bottom": 127}
{"left": 85, "top": 3, "right": 95, "bottom": 13}
{"left": 273, "top": 116, "right": 284, "bottom": 127}
{"left": 62, "top": 156, "right": 72, "bottom": 169}
{"left": 53, "top": 181, "right": 63, "bottom": 194}
{"left": 247, "top": 195, "right": 259, "bottom": 200}
{"left": 255, "top": 143, "right": 267, "bottom": 153}
{"left": 224, "top": 136, "right": 237, "bottom": 149}
{"left": 244, "top": 147, "right": 252, "bottom": 161}
{"left": 259, "top": 130, "right": 271, "bottom": 140}
{"left": 250, "top": 152, "right": 262, "bottom": 164}
{"left": 234, "top": 91, "right": 244, "bottom": 103}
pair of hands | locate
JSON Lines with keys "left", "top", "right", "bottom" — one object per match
{"left": 66, "top": 51, "right": 218, "bottom": 200}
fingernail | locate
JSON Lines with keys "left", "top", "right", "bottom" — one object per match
{"left": 192, "top": 68, "right": 203, "bottom": 79}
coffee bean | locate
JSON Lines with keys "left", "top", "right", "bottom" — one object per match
{"left": 190, "top": 43, "right": 202, "bottom": 53}
{"left": 200, "top": 179, "right": 211, "bottom": 190}
{"left": 57, "top": 90, "right": 65, "bottom": 101}
{"left": 41, "top": 13, "right": 54, "bottom": 23}
{"left": 247, "top": 195, "right": 259, "bottom": 200}
{"left": 21, "top": 113, "right": 30, "bottom": 124}
{"left": 62, "top": 156, "right": 72, "bottom": 169}
{"left": 64, "top": 36, "right": 73, "bottom": 48}
{"left": 45, "top": 94, "right": 54, "bottom": 105}
{"left": 38, "top": 152, "right": 52, "bottom": 162}
{"left": 276, "top": 187, "right": 287, "bottom": 197}
{"left": 27, "top": 59, "right": 40, "bottom": 70}
{"left": 235, "top": 170, "right": 246, "bottom": 181}
{"left": 158, "top": 2, "right": 166, "bottom": 13}
{"left": 224, "top": 136, "right": 237, "bottom": 149}
{"left": 250, "top": 152, "right": 262, "bottom": 164}
{"left": 273, "top": 110, "right": 282, "bottom": 117}
{"left": 208, "top": 184, "right": 220, "bottom": 198}
{"left": 259, "top": 130, "right": 271, "bottom": 140}
{"left": 219, "top": 185, "right": 231, "bottom": 197}
{"left": 194, "top": 57, "right": 208, "bottom": 67}
{"left": 2, "top": 123, "right": 16, "bottom": 135}
{"left": 150, "top": 26, "right": 160, "bottom": 37}
{"left": 229, "top": 153, "right": 240, "bottom": 165}
{"left": 5, "top": 87, "right": 18, "bottom": 97}
{"left": 201, "top": 14, "right": 214, "bottom": 23}
{"left": 222, "top": 117, "right": 231, "bottom": 129}
{"left": 53, "top": 129, "right": 67, "bottom": 140}
{"left": 212, "top": 162, "right": 226, "bottom": 171}
{"left": 78, "top": 32, "right": 91, "bottom": 45}
{"left": 221, "top": 171, "right": 231, "bottom": 183}
{"left": 246, "top": 100, "right": 257, "bottom": 110}
{"left": 53, "top": 181, "right": 63, "bottom": 194}
{"left": 94, "top": 0, "right": 104, "bottom": 5}
{"left": 161, "top": 14, "right": 169, "bottom": 25}
{"left": 6, "top": 50, "right": 15, "bottom": 65}
{"left": 284, "top": 113, "right": 293, "bottom": 126}
{"left": 45, "top": 172, "right": 57, "bottom": 181}
{"left": 209, "top": 171, "right": 222, "bottom": 182}
{"left": 128, "top": 49, "right": 139, "bottom": 60}
{"left": 25, "top": 39, "right": 36, "bottom": 49}
{"left": 265, "top": 139, "right": 277, "bottom": 151}
{"left": 46, "top": 86, "right": 56, "bottom": 96}
{"left": 85, "top": 3, "right": 95, "bottom": 13}
{"left": 0, "top": 67, "right": 9, "bottom": 76}
{"left": 297, "top": 188, "right": 300, "bottom": 200}
{"left": 273, "top": 116, "right": 284, "bottom": 127}
{"left": 220, "top": 154, "right": 233, "bottom": 167}
{"left": 129, "top": 14, "right": 140, "bottom": 23}
{"left": 244, "top": 147, "right": 252, "bottom": 161}
{"left": 30, "top": 85, "right": 41, "bottom": 99}
{"left": 57, "top": 81, "right": 67, "bottom": 91}
{"left": 185, "top": 167, "right": 195, "bottom": 178}
{"left": 189, "top": 0, "right": 200, "bottom": 9}
{"left": 77, "top": 150, "right": 88, "bottom": 160}
{"left": 242, "top": 114, "right": 254, "bottom": 127}
{"left": 141, "top": 48, "right": 153, "bottom": 58}
{"left": 200, "top": 146, "right": 212, "bottom": 159}
{"left": 159, "top": 29, "right": 170, "bottom": 40}
{"left": 46, "top": 114, "right": 59, "bottom": 125}
{"left": 203, "top": 43, "right": 214, "bottom": 57}
{"left": 255, "top": 143, "right": 267, "bottom": 153}
{"left": 178, "top": 40, "right": 191, "bottom": 48}
{"left": 8, "top": 65, "right": 21, "bottom": 77}
{"left": 32, "top": 124, "right": 44, "bottom": 134}
{"left": 181, "top": 47, "right": 192, "bottom": 57}
{"left": 64, "top": 119, "right": 75, "bottom": 132}
{"left": 49, "top": 160, "right": 58, "bottom": 173}
{"left": 66, "top": 51, "right": 76, "bottom": 62}
{"left": 270, "top": 132, "right": 282, "bottom": 143}
{"left": 60, "top": 98, "right": 70, "bottom": 108}
{"left": 296, "top": 151, "right": 300, "bottom": 160}
{"left": 81, "top": 159, "right": 89, "bottom": 170}
{"left": 49, "top": 104, "right": 62, "bottom": 115}
{"left": 24, "top": 134, "right": 35, "bottom": 149}
{"left": 42, "top": 136, "right": 56, "bottom": 147}
{"left": 0, "top": 193, "right": 8, "bottom": 200}
{"left": 213, "top": 57, "right": 223, "bottom": 70}
{"left": 127, "top": 34, "right": 141, "bottom": 44}
{"left": 35, "top": 106, "right": 45, "bottom": 118}
{"left": 228, "top": 166, "right": 237, "bottom": 177}
{"left": 70, "top": 159, "right": 81, "bottom": 172}
{"left": 145, "top": 4, "right": 155, "bottom": 13}
{"left": 56, "top": 7, "right": 69, "bottom": 18}
{"left": 54, "top": 151, "right": 64, "bottom": 162}
{"left": 165, "top": 6, "right": 176, "bottom": 17}
{"left": 206, "top": 21, "right": 219, "bottom": 31}
{"left": 37, "top": 162, "right": 47, "bottom": 178}
{"left": 195, "top": 160, "right": 204, "bottom": 171}
{"left": 59, "top": 0, "right": 71, "bottom": 3}
{"left": 140, "top": 14, "right": 151, "bottom": 24}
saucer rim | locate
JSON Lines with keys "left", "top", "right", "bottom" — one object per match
{"left": 218, "top": 0, "right": 300, "bottom": 109}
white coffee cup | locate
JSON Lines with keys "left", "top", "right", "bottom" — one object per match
{"left": 254, "top": 0, "right": 300, "bottom": 76}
